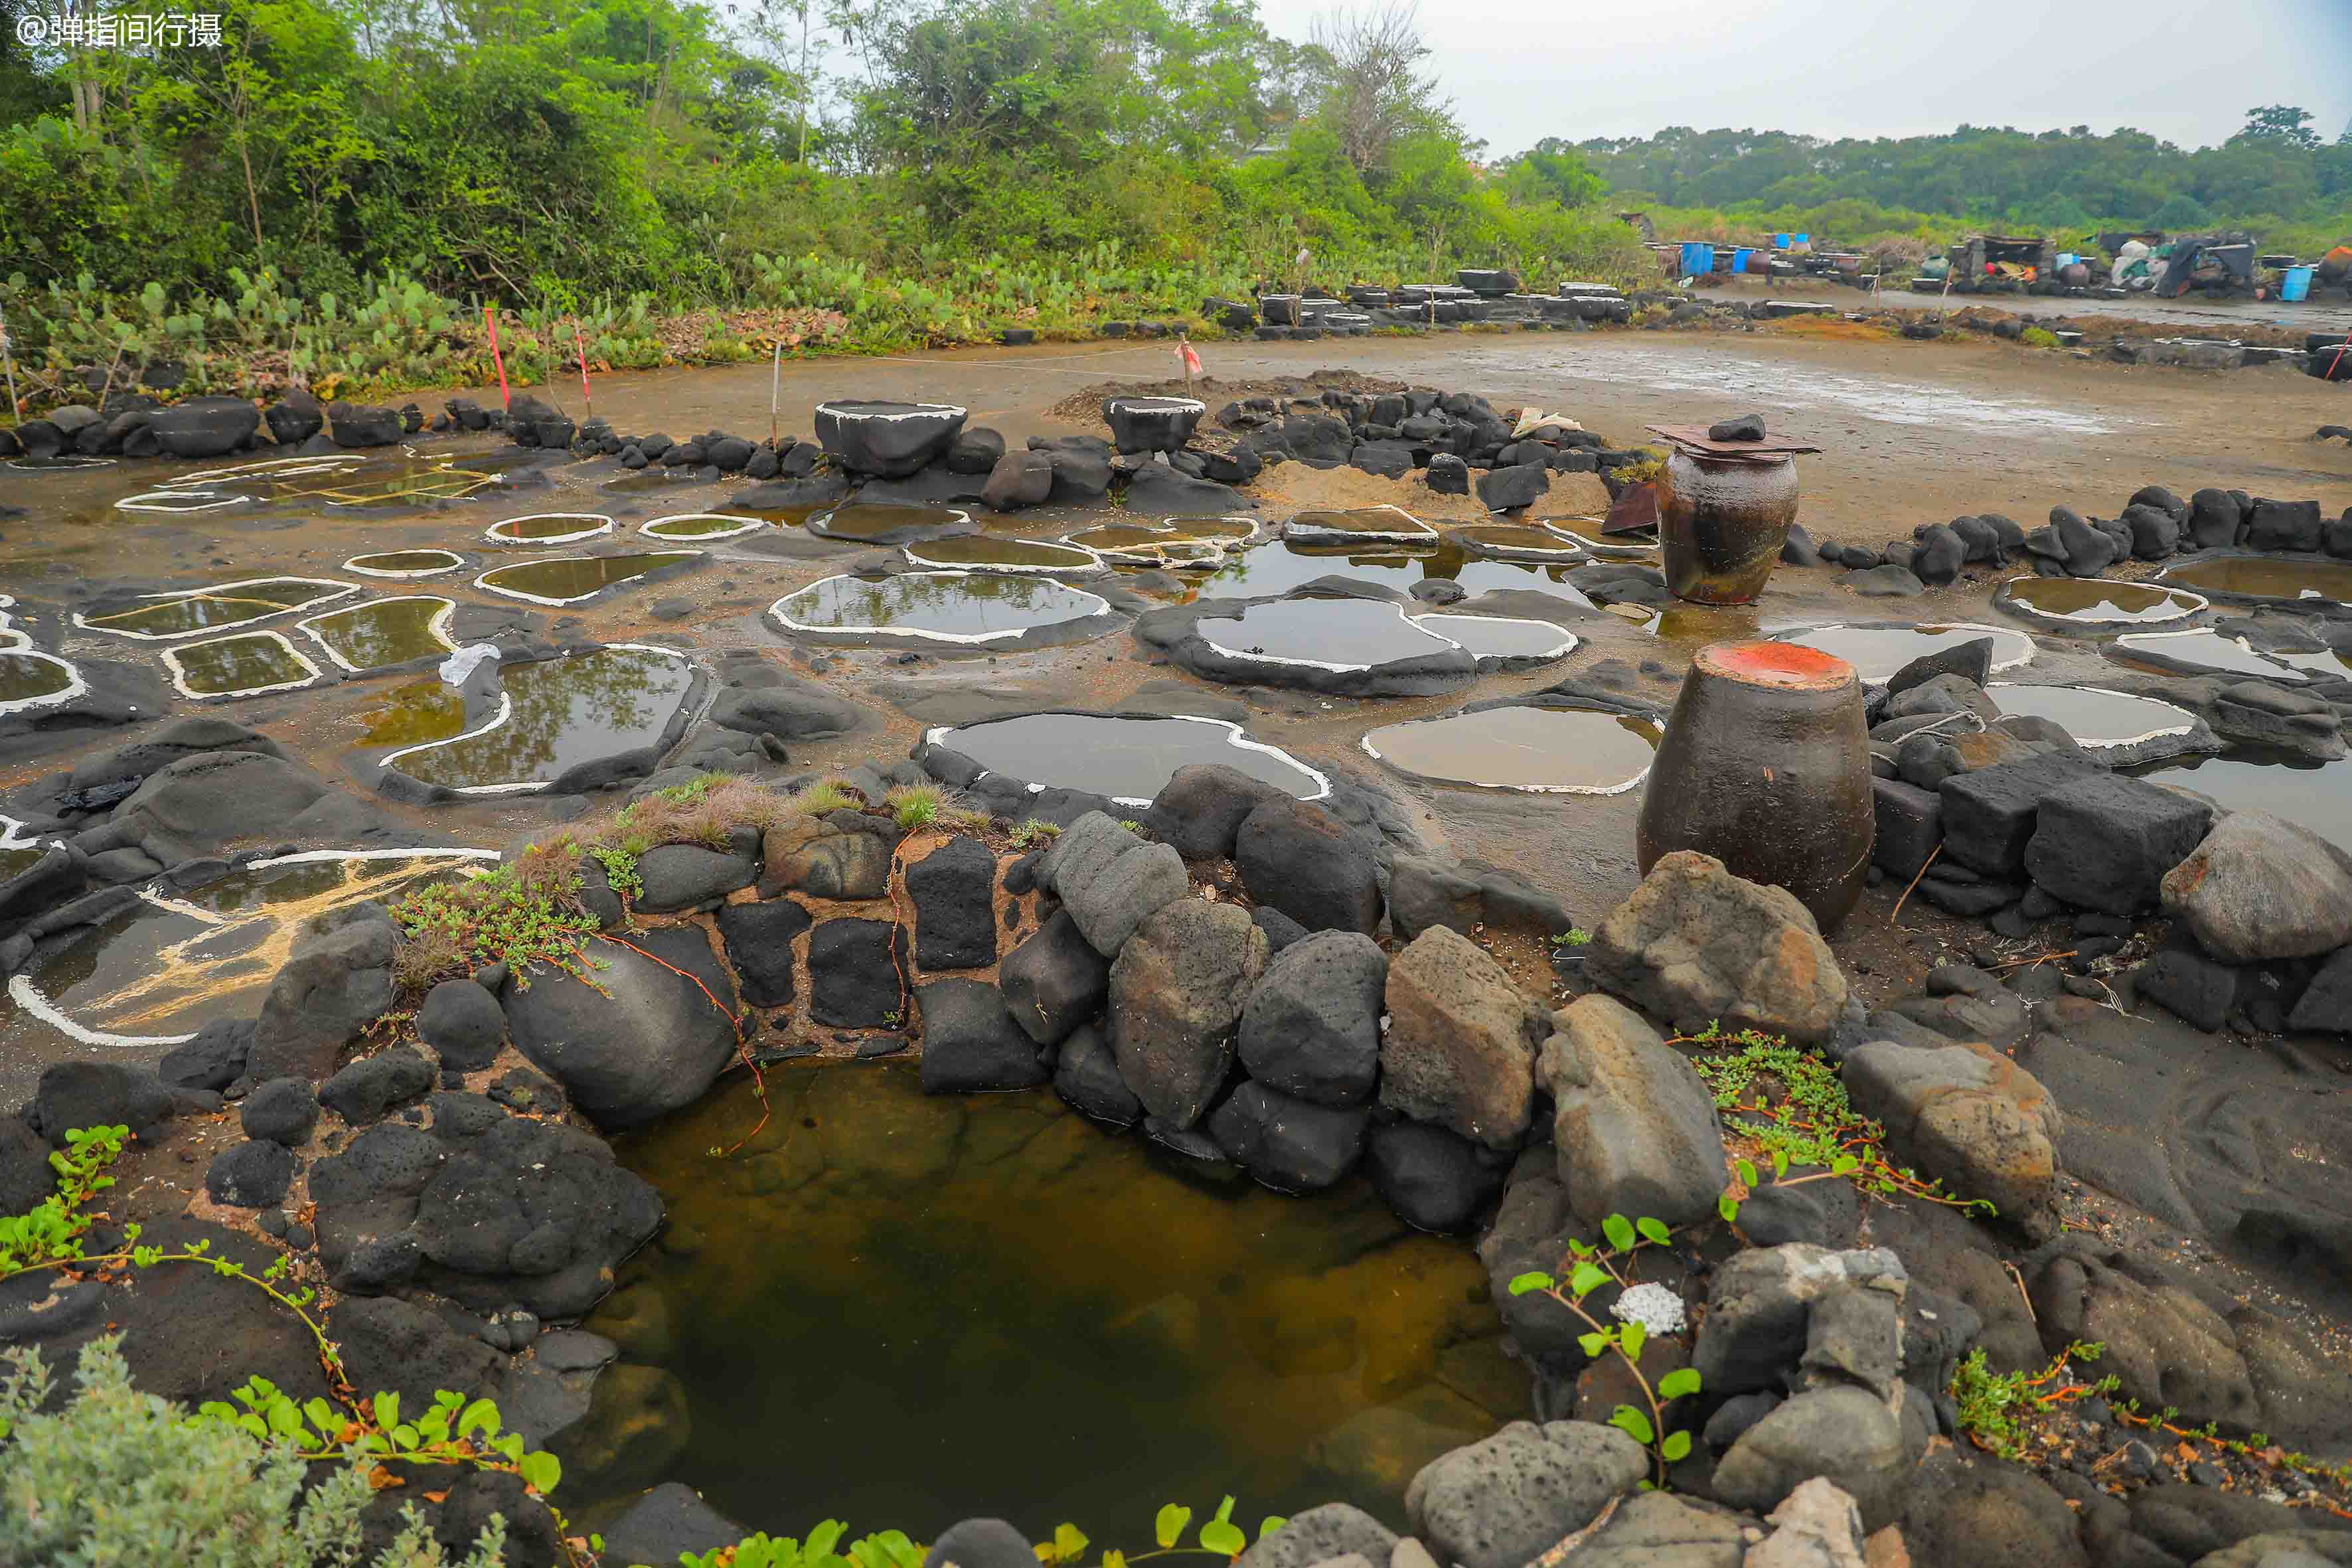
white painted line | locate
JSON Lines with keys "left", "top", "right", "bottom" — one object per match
{"left": 815, "top": 400, "right": 967, "bottom": 423}
{"left": 160, "top": 629, "right": 323, "bottom": 700}
{"left": 5, "top": 455, "right": 115, "bottom": 471}
{"left": 485, "top": 512, "right": 614, "bottom": 546}
{"left": 641, "top": 512, "right": 769, "bottom": 541}
{"left": 2112, "top": 628, "right": 2313, "bottom": 681}
{"left": 1282, "top": 503, "right": 1441, "bottom": 544}
{"left": 1998, "top": 580, "right": 2209, "bottom": 625}
{"left": 1198, "top": 600, "right": 1462, "bottom": 672}
{"left": 769, "top": 572, "right": 1112, "bottom": 645}
{"left": 902, "top": 539, "right": 1106, "bottom": 575}
{"left": 924, "top": 713, "right": 1331, "bottom": 806}
{"left": 1409, "top": 613, "right": 1581, "bottom": 660}
{"left": 115, "top": 489, "right": 253, "bottom": 514}
{"left": 473, "top": 552, "right": 703, "bottom": 607}
{"left": 343, "top": 550, "right": 466, "bottom": 579}
{"left": 73, "top": 577, "right": 359, "bottom": 640}
{"left": 379, "top": 644, "right": 690, "bottom": 793}
{"left": 0, "top": 651, "right": 88, "bottom": 716}
{"left": 9, "top": 973, "right": 196, "bottom": 1048}
{"left": 1986, "top": 683, "right": 2199, "bottom": 749}
{"left": 295, "top": 595, "right": 459, "bottom": 673}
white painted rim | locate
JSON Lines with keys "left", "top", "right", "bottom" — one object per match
{"left": 0, "top": 649, "right": 88, "bottom": 716}
{"left": 768, "top": 571, "right": 1113, "bottom": 645}
{"left": 5, "top": 455, "right": 115, "bottom": 471}
{"left": 923, "top": 714, "right": 1332, "bottom": 807}
{"left": 161, "top": 629, "right": 323, "bottom": 700}
{"left": 2161, "top": 560, "right": 2352, "bottom": 605}
{"left": 1770, "top": 621, "right": 2039, "bottom": 681}
{"left": 73, "top": 577, "right": 360, "bottom": 641}
{"left": 641, "top": 512, "right": 768, "bottom": 541}
{"left": 1407, "top": 613, "right": 1582, "bottom": 661}
{"left": 815, "top": 400, "right": 968, "bottom": 422}
{"left": 1360, "top": 707, "right": 1658, "bottom": 795}
{"left": 379, "top": 643, "right": 690, "bottom": 795}
{"left": 295, "top": 595, "right": 458, "bottom": 673}
{"left": 1107, "top": 397, "right": 1208, "bottom": 414}
{"left": 473, "top": 552, "right": 703, "bottom": 607}
{"left": 1199, "top": 599, "right": 1464, "bottom": 672}
{"left": 2112, "top": 628, "right": 2314, "bottom": 682}
{"left": 1282, "top": 503, "right": 1440, "bottom": 544}
{"left": 1986, "top": 683, "right": 2199, "bottom": 749}
{"left": 343, "top": 550, "right": 467, "bottom": 579}
{"left": 485, "top": 512, "right": 614, "bottom": 546}
{"left": 116, "top": 489, "right": 254, "bottom": 514}
{"left": 1454, "top": 524, "right": 1589, "bottom": 561}
{"left": 1061, "top": 516, "right": 1258, "bottom": 567}
{"left": 902, "top": 538, "right": 1105, "bottom": 575}
{"left": 1998, "top": 579, "right": 2209, "bottom": 625}
{"left": 8, "top": 974, "right": 195, "bottom": 1047}
{"left": 809, "top": 504, "right": 975, "bottom": 540}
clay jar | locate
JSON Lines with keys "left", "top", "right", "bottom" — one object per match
{"left": 1636, "top": 640, "right": 1874, "bottom": 930}
{"left": 1658, "top": 446, "right": 1800, "bottom": 604}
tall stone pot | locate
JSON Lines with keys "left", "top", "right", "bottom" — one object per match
{"left": 1658, "top": 447, "right": 1800, "bottom": 604}
{"left": 1636, "top": 641, "right": 1874, "bottom": 930}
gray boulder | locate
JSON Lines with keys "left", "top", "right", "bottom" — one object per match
{"left": 917, "top": 979, "right": 1048, "bottom": 1093}
{"left": 26, "top": 1061, "right": 175, "bottom": 1147}
{"left": 246, "top": 907, "right": 400, "bottom": 1082}
{"left": 417, "top": 978, "right": 509, "bottom": 1071}
{"left": 1713, "top": 1385, "right": 1909, "bottom": 1531}
{"left": 1144, "top": 763, "right": 1290, "bottom": 861}
{"left": 206, "top": 1139, "right": 297, "bottom": 1208}
{"left": 907, "top": 834, "right": 998, "bottom": 970}
{"left": 1842, "top": 1040, "right": 2063, "bottom": 1239}
{"left": 318, "top": 1046, "right": 437, "bottom": 1126}
{"left": 111, "top": 749, "right": 332, "bottom": 862}
{"left": 1000, "top": 910, "right": 1111, "bottom": 1046}
{"left": 1044, "top": 813, "right": 1188, "bottom": 955}
{"left": 633, "top": 845, "right": 756, "bottom": 913}
{"left": 1379, "top": 925, "right": 1545, "bottom": 1148}
{"left": 1542, "top": 994, "right": 1725, "bottom": 1229}
{"left": 1404, "top": 1421, "right": 1648, "bottom": 1568}
{"left": 1107, "top": 898, "right": 1267, "bottom": 1127}
{"left": 2161, "top": 809, "right": 2352, "bottom": 961}
{"left": 501, "top": 925, "right": 740, "bottom": 1130}
{"left": 1588, "top": 852, "right": 1847, "bottom": 1042}
{"left": 1231, "top": 1504, "right": 1394, "bottom": 1568}
{"left": 1206, "top": 1080, "right": 1368, "bottom": 1192}
{"left": 2023, "top": 774, "right": 2210, "bottom": 915}
{"left": 1237, "top": 930, "right": 1386, "bottom": 1107}
{"left": 1234, "top": 797, "right": 1380, "bottom": 935}
{"left": 240, "top": 1077, "right": 319, "bottom": 1146}
{"left": 1052, "top": 1023, "right": 1143, "bottom": 1126}
{"left": 1693, "top": 1243, "right": 1909, "bottom": 1396}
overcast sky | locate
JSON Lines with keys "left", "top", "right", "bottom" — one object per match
{"left": 1250, "top": 0, "right": 2352, "bottom": 157}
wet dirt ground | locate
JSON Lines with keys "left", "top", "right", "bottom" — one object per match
{"left": 3, "top": 321, "right": 2349, "bottom": 1095}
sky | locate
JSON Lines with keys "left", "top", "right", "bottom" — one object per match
{"left": 1249, "top": 0, "right": 2352, "bottom": 157}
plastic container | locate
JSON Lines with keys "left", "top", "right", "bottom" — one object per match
{"left": 2283, "top": 266, "right": 2314, "bottom": 303}
{"left": 1679, "top": 242, "right": 1715, "bottom": 278}
{"left": 1731, "top": 248, "right": 1754, "bottom": 274}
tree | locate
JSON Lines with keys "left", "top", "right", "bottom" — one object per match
{"left": 1302, "top": 3, "right": 1450, "bottom": 174}
{"left": 2236, "top": 104, "right": 2319, "bottom": 151}
{"left": 1497, "top": 139, "right": 1603, "bottom": 208}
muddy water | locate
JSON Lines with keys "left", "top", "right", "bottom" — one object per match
{"left": 1772, "top": 622, "right": 2035, "bottom": 682}
{"left": 115, "top": 452, "right": 513, "bottom": 517}
{"left": 345, "top": 549, "right": 467, "bottom": 578}
{"left": 485, "top": 512, "right": 615, "bottom": 544}
{"left": 934, "top": 713, "right": 1327, "bottom": 804}
{"left": 301, "top": 597, "right": 456, "bottom": 672}
{"left": 904, "top": 536, "right": 1103, "bottom": 573}
{"left": 641, "top": 513, "right": 772, "bottom": 542}
{"left": 597, "top": 1067, "right": 1512, "bottom": 1535}
{"left": 474, "top": 552, "right": 699, "bottom": 605}
{"left": 772, "top": 573, "right": 1110, "bottom": 643}
{"left": 1996, "top": 577, "right": 2207, "bottom": 624}
{"left": 1362, "top": 704, "right": 1660, "bottom": 793}
{"left": 1988, "top": 685, "right": 2198, "bottom": 747}
{"left": 358, "top": 677, "right": 473, "bottom": 747}
{"left": 384, "top": 647, "right": 695, "bottom": 791}
{"left": 165, "top": 633, "right": 319, "bottom": 697}
{"left": 1197, "top": 599, "right": 1462, "bottom": 669}
{"left": 2163, "top": 556, "right": 2352, "bottom": 606}
{"left": 809, "top": 503, "right": 973, "bottom": 542}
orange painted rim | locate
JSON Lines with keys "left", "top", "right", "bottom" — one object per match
{"left": 1696, "top": 639, "right": 1855, "bottom": 690}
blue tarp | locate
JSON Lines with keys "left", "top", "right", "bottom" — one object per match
{"left": 1680, "top": 242, "right": 1715, "bottom": 277}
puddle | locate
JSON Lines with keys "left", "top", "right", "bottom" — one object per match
{"left": 1196, "top": 599, "right": 1464, "bottom": 671}
{"left": 717, "top": 503, "right": 828, "bottom": 528}
{"left": 357, "top": 677, "right": 473, "bottom": 747}
{"left": 929, "top": 713, "right": 1328, "bottom": 805}
{"left": 10, "top": 455, "right": 116, "bottom": 471}
{"left": 1203, "top": 542, "right": 1594, "bottom": 607}
{"left": 1996, "top": 578, "right": 2208, "bottom": 625}
{"left": 161, "top": 631, "right": 322, "bottom": 698}
{"left": 345, "top": 549, "right": 465, "bottom": 579}
{"left": 75, "top": 577, "right": 358, "bottom": 639}
{"left": 299, "top": 597, "right": 457, "bottom": 673}
{"left": 116, "top": 453, "right": 506, "bottom": 514}
{"left": 771, "top": 572, "right": 1112, "bottom": 645}
{"left": 1646, "top": 603, "right": 1764, "bottom": 647}
{"left": 808, "top": 503, "right": 975, "bottom": 543}
{"left": 1407, "top": 614, "right": 1579, "bottom": 662}
{"left": 474, "top": 552, "right": 700, "bottom": 607}
{"left": 2138, "top": 749, "right": 2352, "bottom": 854}
{"left": 1284, "top": 506, "right": 1440, "bottom": 544}
{"left": 1452, "top": 524, "right": 1586, "bottom": 561}
{"left": 1770, "top": 622, "right": 2036, "bottom": 682}
{"left": 1066, "top": 518, "right": 1258, "bottom": 567}
{"left": 1, "top": 850, "right": 489, "bottom": 1050}
{"left": 641, "top": 513, "right": 771, "bottom": 542}
{"left": 1459, "top": 345, "right": 2119, "bottom": 435}
{"left": 2110, "top": 629, "right": 2324, "bottom": 682}
{"left": 2162, "top": 556, "right": 2352, "bottom": 607}
{"left": 0, "top": 652, "right": 82, "bottom": 714}
{"left": 485, "top": 512, "right": 615, "bottom": 546}
{"left": 903, "top": 536, "right": 1103, "bottom": 574}
{"left": 1988, "top": 684, "right": 2198, "bottom": 749}
{"left": 1361, "top": 703, "right": 1661, "bottom": 793}
{"left": 596, "top": 1066, "right": 1507, "bottom": 1535}
{"left": 382, "top": 646, "right": 696, "bottom": 794}
{"left": 1536, "top": 515, "right": 1659, "bottom": 560}
{"left": 602, "top": 470, "right": 712, "bottom": 493}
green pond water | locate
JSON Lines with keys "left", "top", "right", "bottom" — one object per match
{"left": 475, "top": 553, "right": 699, "bottom": 605}
{"left": 907, "top": 536, "right": 1103, "bottom": 572}
{"left": 347, "top": 550, "right": 466, "bottom": 578}
{"left": 0, "top": 652, "right": 76, "bottom": 707}
{"left": 643, "top": 514, "right": 771, "bottom": 540}
{"left": 1362, "top": 704, "right": 1660, "bottom": 792}
{"left": 302, "top": 597, "right": 455, "bottom": 672}
{"left": 169, "top": 633, "right": 316, "bottom": 696}
{"left": 810, "top": 503, "right": 973, "bottom": 542}
{"left": 387, "top": 647, "right": 695, "bottom": 790}
{"left": 773, "top": 574, "right": 1109, "bottom": 642}
{"left": 488, "top": 513, "right": 614, "bottom": 543}
{"left": 935, "top": 713, "right": 1325, "bottom": 803}
{"left": 82, "top": 578, "right": 351, "bottom": 638}
{"left": 589, "top": 1067, "right": 1512, "bottom": 1537}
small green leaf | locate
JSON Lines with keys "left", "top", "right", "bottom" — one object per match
{"left": 1602, "top": 1214, "right": 1636, "bottom": 1252}
{"left": 1609, "top": 1405, "right": 1655, "bottom": 1446}
{"left": 1620, "top": 1321, "right": 1646, "bottom": 1360}
{"left": 1577, "top": 1330, "right": 1610, "bottom": 1358}
{"left": 1156, "top": 1505, "right": 1191, "bottom": 1549}
{"left": 391, "top": 1423, "right": 418, "bottom": 1449}
{"left": 1718, "top": 1193, "right": 1741, "bottom": 1223}
{"left": 1199, "top": 1522, "right": 1245, "bottom": 1557}
{"left": 1635, "top": 1217, "right": 1672, "bottom": 1246}
{"left": 1658, "top": 1368, "right": 1703, "bottom": 1400}
{"left": 373, "top": 1391, "right": 399, "bottom": 1429}
{"left": 1103, "top": 1551, "right": 1128, "bottom": 1568}
{"left": 1508, "top": 1271, "right": 1555, "bottom": 1296}
{"left": 1569, "top": 1261, "right": 1609, "bottom": 1298}
{"left": 1735, "top": 1158, "right": 1757, "bottom": 1188}
{"left": 518, "top": 1449, "right": 562, "bottom": 1494}
{"left": 1660, "top": 1429, "right": 1692, "bottom": 1462}
{"left": 1257, "top": 1518, "right": 1287, "bottom": 1541}
{"left": 303, "top": 1397, "right": 337, "bottom": 1433}
{"left": 1832, "top": 1154, "right": 1861, "bottom": 1176}
{"left": 1213, "top": 1497, "right": 1237, "bottom": 1526}
{"left": 1055, "top": 1523, "right": 1089, "bottom": 1561}
{"left": 1770, "top": 1148, "right": 1790, "bottom": 1179}
{"left": 459, "top": 1398, "right": 501, "bottom": 1440}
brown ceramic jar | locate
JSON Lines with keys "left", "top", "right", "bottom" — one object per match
{"left": 1658, "top": 447, "right": 1800, "bottom": 605}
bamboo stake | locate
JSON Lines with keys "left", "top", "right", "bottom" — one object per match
{"left": 0, "top": 307, "right": 18, "bottom": 422}
{"left": 769, "top": 340, "right": 782, "bottom": 446}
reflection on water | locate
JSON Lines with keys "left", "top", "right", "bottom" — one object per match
{"left": 2110, "top": 629, "right": 2334, "bottom": 682}
{"left": 2163, "top": 556, "right": 2352, "bottom": 606}
{"left": 487, "top": 512, "right": 613, "bottom": 544}
{"left": 2140, "top": 749, "right": 2352, "bottom": 854}
{"left": 1198, "top": 599, "right": 1464, "bottom": 668}
{"left": 346, "top": 549, "right": 466, "bottom": 578}
{"left": 810, "top": 503, "right": 973, "bottom": 541}
{"left": 1998, "top": 577, "right": 2206, "bottom": 624}
{"left": 79, "top": 577, "right": 354, "bottom": 639}
{"left": 1202, "top": 541, "right": 1595, "bottom": 607}
{"left": 475, "top": 553, "right": 699, "bottom": 605}
{"left": 116, "top": 453, "right": 510, "bottom": 515}
{"left": 1452, "top": 524, "right": 1585, "bottom": 559}
{"left": 935, "top": 713, "right": 1327, "bottom": 804}
{"left": 597, "top": 1067, "right": 1510, "bottom": 1536}
{"left": 359, "top": 678, "right": 472, "bottom": 747}
{"left": 1772, "top": 622, "right": 2035, "bottom": 682}
{"left": 386, "top": 647, "right": 694, "bottom": 791}
{"left": 1988, "top": 685, "right": 2197, "bottom": 747}
{"left": 905, "top": 536, "right": 1103, "bottom": 572}
{"left": 165, "top": 632, "right": 317, "bottom": 696}
{"left": 1285, "top": 506, "right": 1439, "bottom": 542}
{"left": 1363, "top": 704, "right": 1660, "bottom": 792}
{"left": 772, "top": 572, "right": 1110, "bottom": 643}
{"left": 1409, "top": 613, "right": 1577, "bottom": 661}
{"left": 301, "top": 597, "right": 456, "bottom": 672}
{"left": 0, "top": 652, "right": 77, "bottom": 708}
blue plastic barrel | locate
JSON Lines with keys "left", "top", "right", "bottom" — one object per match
{"left": 2284, "top": 266, "right": 2314, "bottom": 302}
{"left": 1793, "top": 234, "right": 1808, "bottom": 246}
{"left": 1732, "top": 248, "right": 1754, "bottom": 274}
{"left": 1680, "top": 242, "right": 1715, "bottom": 277}
{"left": 1774, "top": 233, "right": 1789, "bottom": 249}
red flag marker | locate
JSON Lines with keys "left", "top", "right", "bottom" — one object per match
{"left": 574, "top": 322, "right": 593, "bottom": 416}
{"left": 484, "top": 306, "right": 510, "bottom": 410}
